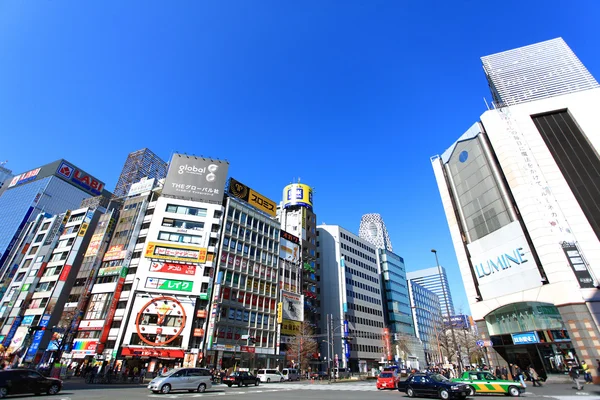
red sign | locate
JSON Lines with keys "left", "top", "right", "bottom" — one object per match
{"left": 103, "top": 244, "right": 126, "bottom": 261}
{"left": 196, "top": 310, "right": 207, "bottom": 318}
{"left": 97, "top": 270, "right": 126, "bottom": 352}
{"left": 73, "top": 169, "right": 104, "bottom": 193}
{"left": 149, "top": 262, "right": 196, "bottom": 276}
{"left": 241, "top": 346, "right": 255, "bottom": 353}
{"left": 193, "top": 328, "right": 205, "bottom": 337}
{"left": 59, "top": 264, "right": 72, "bottom": 282}
{"left": 121, "top": 347, "right": 185, "bottom": 358}
{"left": 383, "top": 328, "right": 392, "bottom": 361}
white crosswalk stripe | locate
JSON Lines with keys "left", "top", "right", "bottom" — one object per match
{"left": 262, "top": 382, "right": 377, "bottom": 391}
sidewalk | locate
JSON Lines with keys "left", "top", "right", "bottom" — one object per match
{"left": 522, "top": 382, "right": 600, "bottom": 398}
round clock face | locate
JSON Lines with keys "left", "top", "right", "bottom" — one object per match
{"left": 135, "top": 296, "right": 187, "bottom": 346}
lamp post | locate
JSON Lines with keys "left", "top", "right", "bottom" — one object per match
{"left": 431, "top": 249, "right": 462, "bottom": 372}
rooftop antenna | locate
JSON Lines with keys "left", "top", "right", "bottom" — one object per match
{"left": 0, "top": 160, "right": 7, "bottom": 167}
{"left": 297, "top": 177, "right": 301, "bottom": 183}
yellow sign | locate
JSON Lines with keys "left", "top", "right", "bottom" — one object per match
{"left": 228, "top": 178, "right": 276, "bottom": 217}
{"left": 280, "top": 319, "right": 301, "bottom": 335}
{"left": 78, "top": 223, "right": 89, "bottom": 237}
{"left": 277, "top": 302, "right": 283, "bottom": 324}
{"left": 145, "top": 242, "right": 207, "bottom": 263}
{"left": 283, "top": 184, "right": 313, "bottom": 209}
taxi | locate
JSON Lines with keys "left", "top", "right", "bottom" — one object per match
{"left": 452, "top": 371, "right": 525, "bottom": 397}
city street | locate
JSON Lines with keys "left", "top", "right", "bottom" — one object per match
{"left": 8, "top": 379, "right": 600, "bottom": 400}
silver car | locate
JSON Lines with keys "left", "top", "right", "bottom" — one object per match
{"left": 148, "top": 368, "right": 213, "bottom": 394}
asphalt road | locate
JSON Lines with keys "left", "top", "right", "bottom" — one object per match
{"left": 5, "top": 379, "right": 600, "bottom": 400}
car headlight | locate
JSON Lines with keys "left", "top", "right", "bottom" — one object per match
{"left": 450, "top": 385, "right": 460, "bottom": 390}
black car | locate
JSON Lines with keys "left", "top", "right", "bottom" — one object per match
{"left": 222, "top": 372, "right": 260, "bottom": 387}
{"left": 398, "top": 373, "right": 469, "bottom": 399}
{"left": 0, "top": 369, "right": 62, "bottom": 398}
{"left": 310, "top": 371, "right": 329, "bottom": 380}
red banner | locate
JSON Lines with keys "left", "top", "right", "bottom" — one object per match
{"left": 59, "top": 265, "right": 72, "bottom": 282}
{"left": 383, "top": 328, "right": 392, "bottom": 361}
{"left": 149, "top": 262, "right": 196, "bottom": 276}
{"left": 241, "top": 346, "right": 255, "bottom": 353}
{"left": 121, "top": 347, "right": 185, "bottom": 358}
{"left": 193, "top": 328, "right": 205, "bottom": 337}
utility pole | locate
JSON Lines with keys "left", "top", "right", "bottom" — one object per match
{"left": 326, "top": 314, "right": 331, "bottom": 383}
{"left": 432, "top": 249, "right": 462, "bottom": 372}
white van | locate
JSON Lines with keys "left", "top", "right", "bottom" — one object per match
{"left": 256, "top": 369, "right": 284, "bottom": 383}
{"left": 333, "top": 367, "right": 350, "bottom": 379}
{"left": 281, "top": 368, "right": 300, "bottom": 381}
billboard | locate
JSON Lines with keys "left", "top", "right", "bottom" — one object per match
{"left": 279, "top": 231, "right": 300, "bottom": 263}
{"left": 283, "top": 184, "right": 313, "bottom": 210}
{"left": 467, "top": 221, "right": 541, "bottom": 300}
{"left": 128, "top": 178, "right": 156, "bottom": 197}
{"left": 162, "top": 154, "right": 229, "bottom": 203}
{"left": 281, "top": 290, "right": 304, "bottom": 322}
{"left": 145, "top": 242, "right": 207, "bottom": 263}
{"left": 103, "top": 244, "right": 126, "bottom": 261}
{"left": 145, "top": 277, "right": 194, "bottom": 292}
{"left": 443, "top": 315, "right": 472, "bottom": 329}
{"left": 8, "top": 168, "right": 41, "bottom": 188}
{"left": 150, "top": 262, "right": 196, "bottom": 276}
{"left": 227, "top": 178, "right": 276, "bottom": 217}
{"left": 85, "top": 234, "right": 104, "bottom": 257}
{"left": 55, "top": 160, "right": 105, "bottom": 196}
{"left": 281, "top": 320, "right": 301, "bottom": 336}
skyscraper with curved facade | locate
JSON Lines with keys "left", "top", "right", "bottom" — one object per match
{"left": 358, "top": 213, "right": 393, "bottom": 252}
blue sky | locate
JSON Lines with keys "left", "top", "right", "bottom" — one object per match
{"left": 1, "top": 1, "right": 599, "bottom": 314}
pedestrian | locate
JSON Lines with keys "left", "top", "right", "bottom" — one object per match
{"left": 528, "top": 365, "right": 542, "bottom": 387}
{"left": 501, "top": 365, "right": 508, "bottom": 380}
{"left": 495, "top": 366, "right": 501, "bottom": 378}
{"left": 515, "top": 365, "right": 527, "bottom": 388}
{"left": 569, "top": 363, "right": 582, "bottom": 390}
{"left": 581, "top": 360, "right": 592, "bottom": 384}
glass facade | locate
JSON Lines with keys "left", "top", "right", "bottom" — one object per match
{"left": 379, "top": 249, "right": 414, "bottom": 336}
{"left": 408, "top": 280, "right": 442, "bottom": 362}
{"left": 446, "top": 135, "right": 512, "bottom": 242}
{"left": 485, "top": 302, "right": 565, "bottom": 336}
{"left": 407, "top": 267, "right": 455, "bottom": 317}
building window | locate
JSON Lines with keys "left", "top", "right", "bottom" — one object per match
{"left": 162, "top": 218, "right": 204, "bottom": 231}
{"left": 158, "top": 231, "right": 202, "bottom": 245}
{"left": 166, "top": 204, "right": 207, "bottom": 217}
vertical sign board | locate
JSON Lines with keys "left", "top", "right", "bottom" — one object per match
{"left": 383, "top": 328, "right": 393, "bottom": 361}
{"left": 343, "top": 320, "right": 351, "bottom": 360}
{"left": 561, "top": 243, "right": 595, "bottom": 288}
{"left": 2, "top": 316, "right": 22, "bottom": 347}
{"left": 96, "top": 267, "right": 128, "bottom": 354}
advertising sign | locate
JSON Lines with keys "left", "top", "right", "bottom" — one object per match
{"left": 227, "top": 178, "right": 277, "bottom": 217}
{"left": 85, "top": 234, "right": 104, "bottom": 257}
{"left": 443, "top": 315, "right": 472, "bottom": 329}
{"left": 97, "top": 266, "right": 123, "bottom": 277}
{"left": 8, "top": 168, "right": 41, "bottom": 188}
{"left": 149, "top": 262, "right": 196, "bottom": 276}
{"left": 279, "top": 235, "right": 300, "bottom": 263}
{"left": 281, "top": 290, "right": 304, "bottom": 322}
{"left": 78, "top": 223, "right": 89, "bottom": 237}
{"left": 6, "top": 326, "right": 28, "bottom": 355}
{"left": 145, "top": 242, "right": 207, "bottom": 263}
{"left": 72, "top": 339, "right": 98, "bottom": 354}
{"left": 283, "top": 183, "right": 313, "bottom": 210}
{"left": 281, "top": 320, "right": 301, "bottom": 335}
{"left": 162, "top": 154, "right": 229, "bottom": 203}
{"left": 103, "top": 244, "right": 126, "bottom": 261}
{"left": 25, "top": 329, "right": 46, "bottom": 362}
{"left": 467, "top": 221, "right": 541, "bottom": 300}
{"left": 22, "top": 315, "right": 35, "bottom": 326}
{"left": 561, "top": 243, "right": 595, "bottom": 288}
{"left": 2, "top": 316, "right": 23, "bottom": 347}
{"left": 511, "top": 332, "right": 539, "bottom": 345}
{"left": 128, "top": 178, "right": 156, "bottom": 197}
{"left": 55, "top": 161, "right": 105, "bottom": 196}
{"left": 145, "top": 277, "right": 194, "bottom": 292}
{"left": 96, "top": 267, "right": 128, "bottom": 353}
{"left": 383, "top": 328, "right": 392, "bottom": 361}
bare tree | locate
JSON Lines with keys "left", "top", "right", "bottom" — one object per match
{"left": 285, "top": 322, "right": 318, "bottom": 373}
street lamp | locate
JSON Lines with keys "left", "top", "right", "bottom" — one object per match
{"left": 431, "top": 249, "right": 462, "bottom": 372}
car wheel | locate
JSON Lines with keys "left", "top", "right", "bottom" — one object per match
{"left": 227, "top": 383, "right": 232, "bottom": 387}
{"left": 161, "top": 384, "right": 171, "bottom": 394}
{"left": 439, "top": 389, "right": 450, "bottom": 400}
{"left": 267, "top": 378, "right": 271, "bottom": 383}
{"left": 255, "top": 380, "right": 259, "bottom": 386}
{"left": 508, "top": 386, "right": 520, "bottom": 397}
{"left": 238, "top": 381, "right": 242, "bottom": 387}
{"left": 467, "top": 385, "right": 476, "bottom": 396}
{"left": 280, "top": 378, "right": 284, "bottom": 382}
{"left": 48, "top": 384, "right": 60, "bottom": 395}
{"left": 197, "top": 383, "right": 207, "bottom": 393}
{"left": 407, "top": 388, "right": 415, "bottom": 397}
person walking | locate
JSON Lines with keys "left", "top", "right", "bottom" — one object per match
{"left": 528, "top": 365, "right": 542, "bottom": 387}
{"left": 501, "top": 365, "right": 508, "bottom": 380}
{"left": 495, "top": 366, "right": 501, "bottom": 378}
{"left": 569, "top": 364, "right": 583, "bottom": 390}
{"left": 581, "top": 360, "right": 592, "bottom": 384}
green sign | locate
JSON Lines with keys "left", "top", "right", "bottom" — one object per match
{"left": 21, "top": 284, "right": 30, "bottom": 292}
{"left": 199, "top": 293, "right": 209, "bottom": 300}
{"left": 159, "top": 279, "right": 193, "bottom": 292}
{"left": 98, "top": 266, "right": 123, "bottom": 277}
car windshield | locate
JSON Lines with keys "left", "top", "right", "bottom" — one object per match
{"left": 229, "top": 372, "right": 240, "bottom": 377}
{"left": 430, "top": 374, "right": 450, "bottom": 383}
{"left": 380, "top": 373, "right": 393, "bottom": 378}
{"left": 160, "top": 368, "right": 179, "bottom": 377}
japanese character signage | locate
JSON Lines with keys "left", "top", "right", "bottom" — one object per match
{"left": 145, "top": 277, "right": 194, "bottom": 292}
{"left": 283, "top": 183, "right": 313, "bottom": 210}
{"left": 145, "top": 242, "right": 207, "bottom": 263}
{"left": 227, "top": 177, "right": 276, "bottom": 217}
{"left": 149, "top": 262, "right": 196, "bottom": 276}
{"left": 103, "top": 244, "right": 127, "bottom": 261}
{"left": 280, "top": 319, "right": 301, "bottom": 335}
{"left": 162, "top": 154, "right": 229, "bottom": 203}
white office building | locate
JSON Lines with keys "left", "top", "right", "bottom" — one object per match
{"left": 317, "top": 225, "right": 385, "bottom": 373}
{"left": 432, "top": 38, "right": 600, "bottom": 379}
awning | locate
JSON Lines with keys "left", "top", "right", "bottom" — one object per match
{"left": 121, "top": 347, "right": 185, "bottom": 358}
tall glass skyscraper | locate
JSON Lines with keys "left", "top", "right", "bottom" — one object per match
{"left": 112, "top": 148, "right": 168, "bottom": 198}
{"left": 407, "top": 266, "right": 454, "bottom": 317}
{"left": 359, "top": 213, "right": 393, "bottom": 252}
{"left": 0, "top": 160, "right": 108, "bottom": 273}
{"left": 482, "top": 37, "right": 599, "bottom": 107}
{"left": 408, "top": 280, "right": 443, "bottom": 365}
{"left": 379, "top": 249, "right": 414, "bottom": 336}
